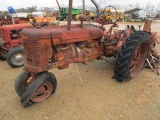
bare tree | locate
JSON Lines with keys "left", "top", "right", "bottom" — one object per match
{"left": 134, "top": 2, "right": 140, "bottom": 8}
{"left": 99, "top": 0, "right": 106, "bottom": 9}
{"left": 39, "top": 7, "right": 54, "bottom": 12}
{"left": 145, "top": 3, "right": 152, "bottom": 11}
{"left": 121, "top": 5, "right": 128, "bottom": 11}
{"left": 15, "top": 8, "right": 27, "bottom": 13}
{"left": 114, "top": 4, "right": 121, "bottom": 9}
{"left": 14, "top": 6, "right": 37, "bottom": 13}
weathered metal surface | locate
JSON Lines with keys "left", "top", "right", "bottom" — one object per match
{"left": 20, "top": 19, "right": 159, "bottom": 75}
{"left": 21, "top": 22, "right": 104, "bottom": 73}
{"left": 143, "top": 20, "right": 152, "bottom": 32}
{"left": 130, "top": 42, "right": 148, "bottom": 77}
{"left": 23, "top": 38, "right": 52, "bottom": 67}
{"left": 79, "top": 14, "right": 88, "bottom": 21}
{"left": 24, "top": 45, "right": 104, "bottom": 73}
{"left": 31, "top": 81, "right": 53, "bottom": 102}
{"left": 67, "top": 0, "right": 73, "bottom": 31}
{"left": 21, "top": 25, "right": 103, "bottom": 44}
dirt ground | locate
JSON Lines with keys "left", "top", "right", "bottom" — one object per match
{"left": 0, "top": 21, "right": 160, "bottom": 120}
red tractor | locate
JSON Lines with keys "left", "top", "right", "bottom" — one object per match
{"left": 0, "top": 13, "right": 32, "bottom": 67}
{"left": 15, "top": 0, "right": 159, "bottom": 107}
{"left": 0, "top": 23, "right": 32, "bottom": 67}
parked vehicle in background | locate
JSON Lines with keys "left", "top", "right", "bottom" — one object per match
{"left": 58, "top": 7, "right": 82, "bottom": 20}
{"left": 75, "top": 10, "right": 95, "bottom": 21}
{"left": 101, "top": 6, "right": 124, "bottom": 21}
{"left": 56, "top": 0, "right": 82, "bottom": 20}
{"left": 0, "top": 23, "right": 32, "bottom": 67}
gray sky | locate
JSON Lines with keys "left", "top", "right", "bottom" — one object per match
{"left": 0, "top": 0, "right": 160, "bottom": 11}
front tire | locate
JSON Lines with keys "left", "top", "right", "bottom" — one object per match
{"left": 114, "top": 31, "right": 150, "bottom": 82}
{"left": 15, "top": 70, "right": 31, "bottom": 97}
{"left": 6, "top": 47, "right": 25, "bottom": 68}
{"left": 20, "top": 72, "right": 57, "bottom": 107}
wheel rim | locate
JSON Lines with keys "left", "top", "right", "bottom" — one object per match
{"left": 11, "top": 52, "right": 25, "bottom": 66}
{"left": 130, "top": 42, "right": 148, "bottom": 78}
{"left": 31, "top": 81, "right": 53, "bottom": 103}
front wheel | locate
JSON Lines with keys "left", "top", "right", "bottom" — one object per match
{"left": 20, "top": 72, "right": 57, "bottom": 107}
{"left": 15, "top": 70, "right": 31, "bottom": 97}
{"left": 6, "top": 47, "right": 25, "bottom": 68}
{"left": 114, "top": 31, "right": 150, "bottom": 82}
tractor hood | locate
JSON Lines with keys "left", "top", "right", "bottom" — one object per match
{"left": 21, "top": 25, "right": 103, "bottom": 45}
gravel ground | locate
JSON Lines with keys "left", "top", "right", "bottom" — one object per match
{"left": 0, "top": 21, "right": 160, "bottom": 120}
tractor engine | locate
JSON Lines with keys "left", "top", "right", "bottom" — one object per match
{"left": 21, "top": 25, "right": 104, "bottom": 73}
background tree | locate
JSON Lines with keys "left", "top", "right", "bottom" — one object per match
{"left": 39, "top": 7, "right": 54, "bottom": 12}
{"left": 26, "top": 6, "right": 37, "bottom": 13}
{"left": 134, "top": 2, "right": 140, "bottom": 8}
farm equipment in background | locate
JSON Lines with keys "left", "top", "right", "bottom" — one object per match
{"left": 100, "top": 6, "right": 124, "bottom": 21}
{"left": 56, "top": 0, "right": 82, "bottom": 20}
{"left": 14, "top": 0, "right": 159, "bottom": 107}
{"left": 28, "top": 15, "right": 57, "bottom": 27}
{"left": 57, "top": 7, "right": 82, "bottom": 21}
{"left": 0, "top": 14, "right": 30, "bottom": 26}
{"left": 0, "top": 14, "right": 12, "bottom": 26}
{"left": 0, "top": 13, "right": 57, "bottom": 68}
{"left": 75, "top": 10, "right": 95, "bottom": 21}
{"left": 28, "top": 11, "right": 57, "bottom": 25}
{"left": 99, "top": 5, "right": 124, "bottom": 22}
{"left": 0, "top": 23, "right": 32, "bottom": 67}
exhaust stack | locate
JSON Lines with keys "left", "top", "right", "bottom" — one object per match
{"left": 67, "top": 0, "right": 73, "bottom": 31}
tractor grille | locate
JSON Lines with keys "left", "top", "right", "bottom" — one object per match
{"left": 23, "top": 39, "right": 41, "bottom": 66}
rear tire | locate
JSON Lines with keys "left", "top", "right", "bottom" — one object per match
{"left": 114, "top": 31, "right": 150, "bottom": 82}
{"left": 6, "top": 47, "right": 25, "bottom": 68}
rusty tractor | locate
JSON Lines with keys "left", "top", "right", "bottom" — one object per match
{"left": 0, "top": 23, "right": 32, "bottom": 67}
{"left": 15, "top": 0, "right": 159, "bottom": 107}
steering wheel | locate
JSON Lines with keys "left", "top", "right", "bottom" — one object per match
{"left": 101, "top": 5, "right": 117, "bottom": 23}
